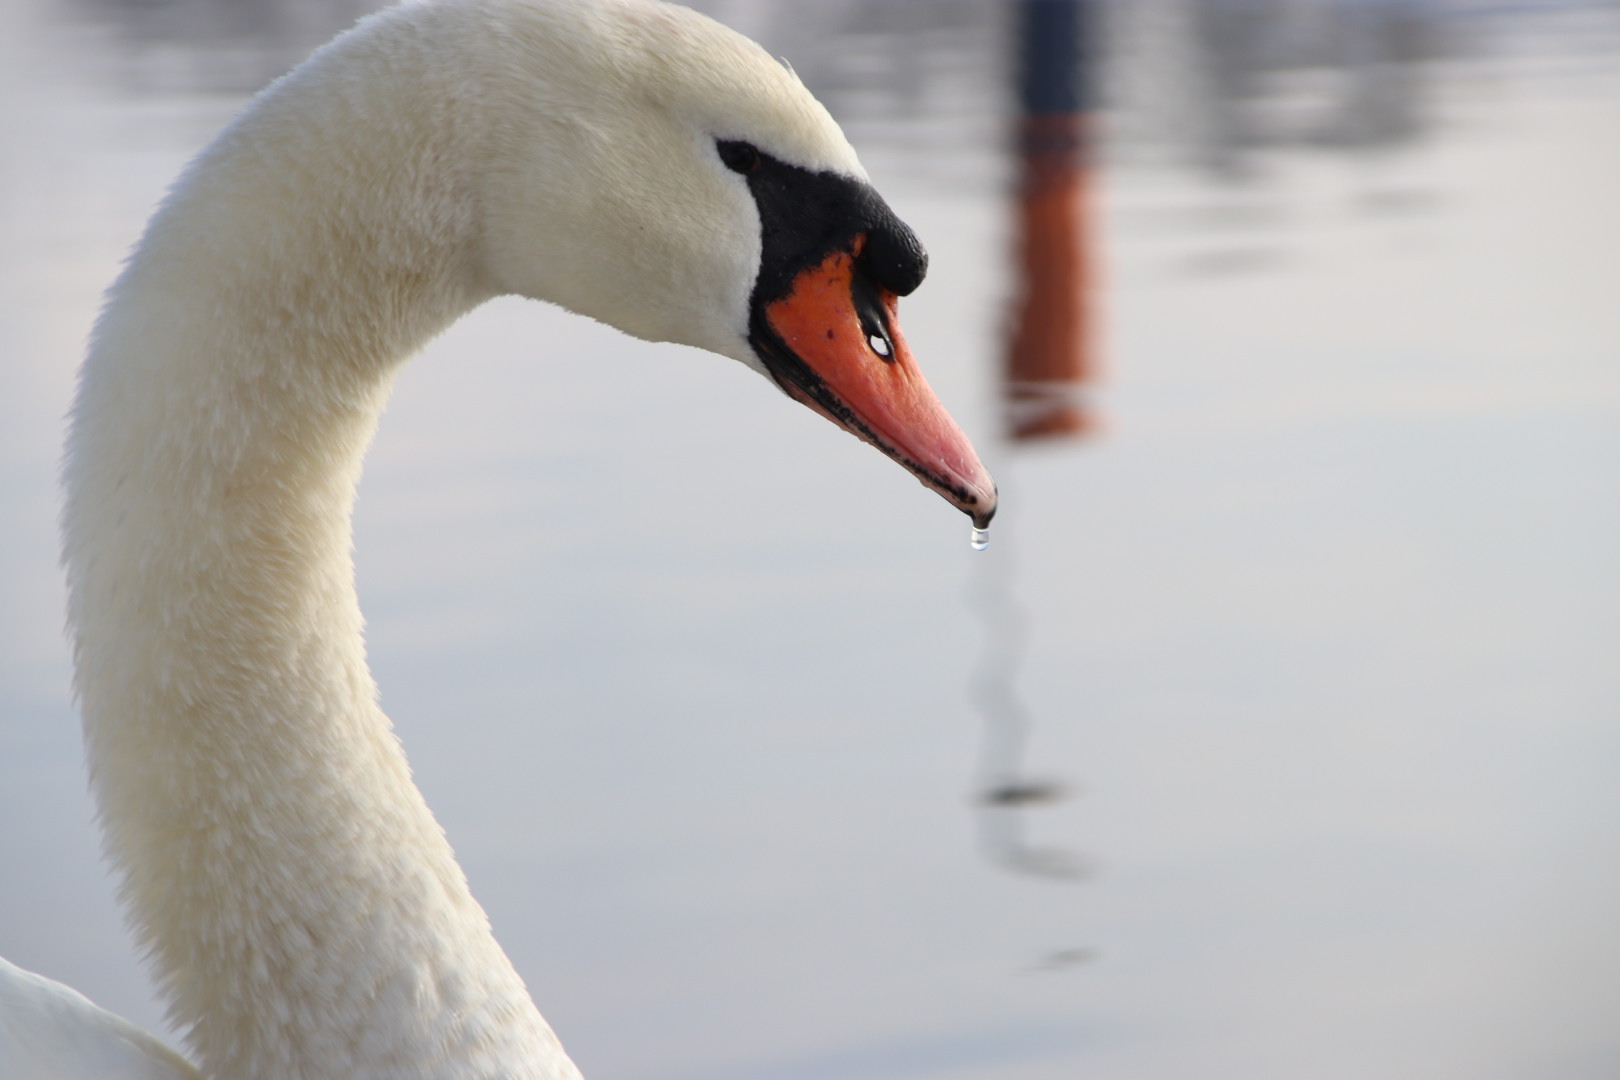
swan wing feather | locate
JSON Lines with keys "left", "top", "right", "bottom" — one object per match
{"left": 0, "top": 956, "right": 200, "bottom": 1080}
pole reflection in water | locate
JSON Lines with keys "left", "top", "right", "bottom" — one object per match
{"left": 970, "top": 527, "right": 1090, "bottom": 882}
{"left": 1003, "top": 0, "right": 1096, "bottom": 441}
{"left": 971, "top": 0, "right": 1096, "bottom": 886}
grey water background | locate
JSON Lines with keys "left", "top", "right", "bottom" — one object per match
{"left": 2, "top": 1, "right": 1617, "bottom": 1077}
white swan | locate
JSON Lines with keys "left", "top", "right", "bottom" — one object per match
{"left": 1, "top": 0, "right": 996, "bottom": 1076}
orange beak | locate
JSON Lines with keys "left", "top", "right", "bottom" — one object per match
{"left": 751, "top": 242, "right": 998, "bottom": 528}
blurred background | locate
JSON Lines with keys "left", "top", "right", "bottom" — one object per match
{"left": 2, "top": 1, "right": 1617, "bottom": 1077}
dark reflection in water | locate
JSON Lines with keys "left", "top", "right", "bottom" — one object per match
{"left": 1004, "top": 0, "right": 1098, "bottom": 443}
{"left": 970, "top": 536, "right": 1091, "bottom": 882}
{"left": 971, "top": 0, "right": 1095, "bottom": 888}
{"left": 964, "top": 0, "right": 1614, "bottom": 899}
{"left": 1119, "top": 0, "right": 1444, "bottom": 176}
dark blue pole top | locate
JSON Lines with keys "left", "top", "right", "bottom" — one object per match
{"left": 1016, "top": 0, "right": 1091, "bottom": 116}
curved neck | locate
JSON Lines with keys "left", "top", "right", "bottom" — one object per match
{"left": 62, "top": 10, "right": 578, "bottom": 1079}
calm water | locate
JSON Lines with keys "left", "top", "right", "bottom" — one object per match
{"left": 2, "top": 2, "right": 1617, "bottom": 1078}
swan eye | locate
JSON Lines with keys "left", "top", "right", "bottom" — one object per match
{"left": 717, "top": 140, "right": 762, "bottom": 175}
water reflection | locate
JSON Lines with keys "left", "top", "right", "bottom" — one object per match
{"left": 59, "top": 0, "right": 380, "bottom": 92}
{"left": 970, "top": 489, "right": 1087, "bottom": 882}
{"left": 971, "top": 1, "right": 1095, "bottom": 887}
{"left": 1004, "top": 0, "right": 1099, "bottom": 442}
{"left": 1111, "top": 0, "right": 1446, "bottom": 175}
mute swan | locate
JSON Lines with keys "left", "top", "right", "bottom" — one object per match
{"left": 2, "top": 0, "right": 996, "bottom": 1076}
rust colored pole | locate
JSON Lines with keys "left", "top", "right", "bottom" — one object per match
{"left": 1005, "top": 0, "right": 1096, "bottom": 442}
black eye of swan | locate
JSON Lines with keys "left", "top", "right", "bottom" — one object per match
{"left": 717, "top": 140, "right": 762, "bottom": 175}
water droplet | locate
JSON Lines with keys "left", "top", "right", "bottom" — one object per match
{"left": 970, "top": 526, "right": 990, "bottom": 551}
{"left": 869, "top": 334, "right": 890, "bottom": 357}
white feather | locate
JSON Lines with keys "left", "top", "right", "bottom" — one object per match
{"left": 0, "top": 957, "right": 199, "bottom": 1080}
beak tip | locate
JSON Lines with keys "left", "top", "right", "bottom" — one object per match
{"left": 954, "top": 469, "right": 997, "bottom": 529}
{"left": 970, "top": 485, "right": 997, "bottom": 530}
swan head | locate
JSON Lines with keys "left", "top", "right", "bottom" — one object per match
{"left": 476, "top": 0, "right": 996, "bottom": 526}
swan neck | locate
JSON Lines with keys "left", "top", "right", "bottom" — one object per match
{"left": 62, "top": 8, "right": 577, "bottom": 1078}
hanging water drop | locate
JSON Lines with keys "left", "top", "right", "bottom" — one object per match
{"left": 970, "top": 525, "right": 990, "bottom": 551}
{"left": 868, "top": 334, "right": 890, "bottom": 358}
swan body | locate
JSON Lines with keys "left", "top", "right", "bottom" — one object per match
{"left": 9, "top": 0, "right": 995, "bottom": 1077}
